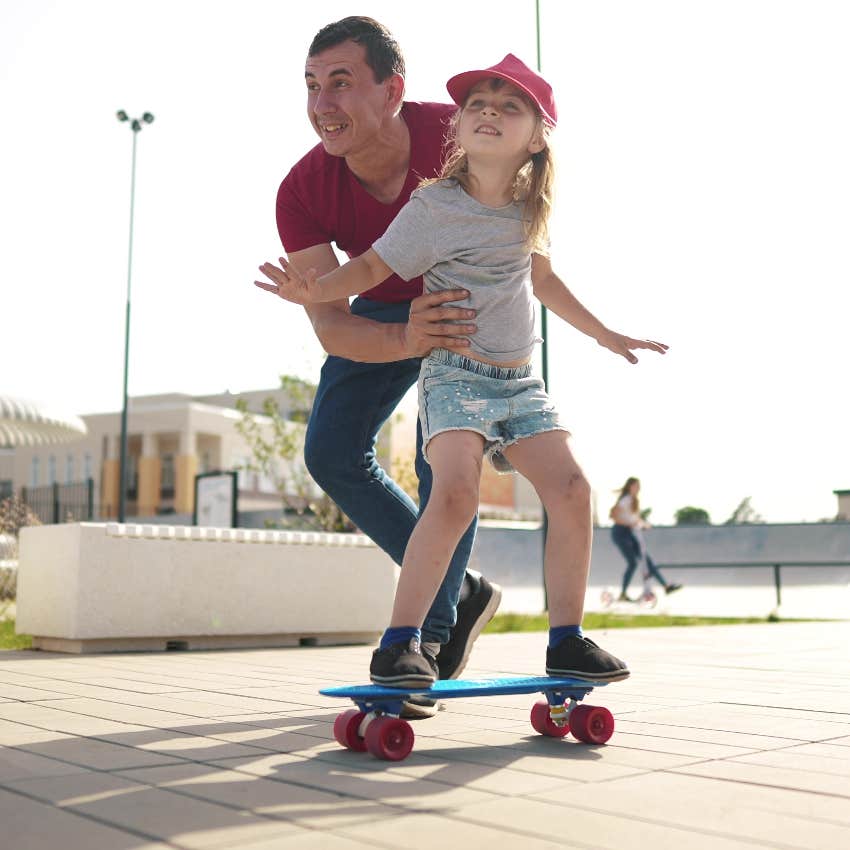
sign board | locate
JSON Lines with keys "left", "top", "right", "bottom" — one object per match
{"left": 193, "top": 471, "right": 238, "bottom": 528}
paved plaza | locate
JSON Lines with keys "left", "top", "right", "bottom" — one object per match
{"left": 1, "top": 621, "right": 849, "bottom": 849}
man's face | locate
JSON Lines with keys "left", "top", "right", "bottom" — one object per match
{"left": 305, "top": 40, "right": 394, "bottom": 157}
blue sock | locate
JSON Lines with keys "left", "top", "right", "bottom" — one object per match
{"left": 380, "top": 626, "right": 421, "bottom": 650}
{"left": 549, "top": 625, "right": 583, "bottom": 648}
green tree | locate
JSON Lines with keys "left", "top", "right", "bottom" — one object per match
{"left": 674, "top": 506, "right": 711, "bottom": 525}
{"left": 724, "top": 496, "right": 764, "bottom": 525}
{"left": 235, "top": 376, "right": 353, "bottom": 533}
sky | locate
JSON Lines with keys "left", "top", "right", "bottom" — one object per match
{"left": 2, "top": 0, "right": 848, "bottom": 525}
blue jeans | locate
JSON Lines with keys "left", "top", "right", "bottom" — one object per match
{"left": 611, "top": 524, "right": 667, "bottom": 595}
{"left": 303, "top": 297, "right": 477, "bottom": 645}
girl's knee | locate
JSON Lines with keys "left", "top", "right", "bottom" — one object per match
{"left": 426, "top": 480, "right": 479, "bottom": 527}
{"left": 542, "top": 471, "right": 591, "bottom": 517}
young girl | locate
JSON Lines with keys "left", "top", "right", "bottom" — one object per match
{"left": 258, "top": 54, "right": 667, "bottom": 686}
{"left": 610, "top": 477, "right": 682, "bottom": 601}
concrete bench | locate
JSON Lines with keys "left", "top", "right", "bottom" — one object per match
{"left": 16, "top": 522, "right": 398, "bottom": 653}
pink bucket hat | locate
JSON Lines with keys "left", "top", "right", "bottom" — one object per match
{"left": 446, "top": 53, "right": 557, "bottom": 127}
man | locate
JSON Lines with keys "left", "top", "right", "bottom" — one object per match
{"left": 259, "top": 17, "right": 501, "bottom": 712}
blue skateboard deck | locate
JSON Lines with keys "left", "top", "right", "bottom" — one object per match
{"left": 321, "top": 674, "right": 603, "bottom": 703}
{"left": 321, "top": 676, "right": 616, "bottom": 760}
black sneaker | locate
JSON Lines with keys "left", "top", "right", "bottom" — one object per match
{"left": 546, "top": 635, "right": 630, "bottom": 682}
{"left": 400, "top": 694, "right": 440, "bottom": 720}
{"left": 400, "top": 645, "right": 440, "bottom": 718}
{"left": 665, "top": 583, "right": 683, "bottom": 595}
{"left": 436, "top": 572, "right": 502, "bottom": 679}
{"left": 370, "top": 637, "right": 437, "bottom": 688}
{"left": 617, "top": 592, "right": 635, "bottom": 602}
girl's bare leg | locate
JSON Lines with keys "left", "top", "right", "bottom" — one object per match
{"left": 390, "top": 430, "right": 485, "bottom": 628}
{"left": 501, "top": 431, "right": 591, "bottom": 626}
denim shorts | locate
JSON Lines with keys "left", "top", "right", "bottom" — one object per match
{"left": 417, "top": 349, "right": 568, "bottom": 473}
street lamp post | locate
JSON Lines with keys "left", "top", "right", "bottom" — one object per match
{"left": 535, "top": 0, "right": 550, "bottom": 610}
{"left": 116, "top": 110, "right": 154, "bottom": 522}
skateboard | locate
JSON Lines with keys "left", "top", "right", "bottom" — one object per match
{"left": 320, "top": 675, "right": 615, "bottom": 761}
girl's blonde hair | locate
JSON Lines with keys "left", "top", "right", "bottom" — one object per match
{"left": 422, "top": 78, "right": 555, "bottom": 254}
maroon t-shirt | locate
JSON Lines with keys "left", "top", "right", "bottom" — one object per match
{"left": 276, "top": 101, "right": 455, "bottom": 303}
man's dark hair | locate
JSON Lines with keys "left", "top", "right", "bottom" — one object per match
{"left": 308, "top": 16, "right": 405, "bottom": 83}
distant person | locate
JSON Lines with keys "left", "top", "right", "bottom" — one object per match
{"left": 610, "top": 477, "right": 682, "bottom": 601}
{"left": 260, "top": 53, "right": 668, "bottom": 686}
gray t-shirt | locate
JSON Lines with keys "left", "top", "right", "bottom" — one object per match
{"left": 372, "top": 180, "right": 541, "bottom": 362}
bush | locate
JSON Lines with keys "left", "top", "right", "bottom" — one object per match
{"left": 0, "top": 496, "right": 41, "bottom": 553}
{"left": 674, "top": 506, "right": 711, "bottom": 525}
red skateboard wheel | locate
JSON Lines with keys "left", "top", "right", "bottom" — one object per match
{"left": 530, "top": 701, "right": 570, "bottom": 737}
{"left": 334, "top": 709, "right": 368, "bottom": 752}
{"left": 569, "top": 704, "right": 614, "bottom": 744}
{"left": 364, "top": 716, "right": 415, "bottom": 761}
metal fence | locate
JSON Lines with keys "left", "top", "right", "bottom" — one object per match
{"left": 0, "top": 533, "right": 15, "bottom": 599}
{"left": 20, "top": 479, "right": 95, "bottom": 525}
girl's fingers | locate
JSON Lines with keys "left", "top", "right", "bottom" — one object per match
{"left": 629, "top": 338, "right": 669, "bottom": 353}
{"left": 258, "top": 263, "right": 284, "bottom": 282}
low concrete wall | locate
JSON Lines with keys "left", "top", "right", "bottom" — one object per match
{"left": 470, "top": 521, "right": 850, "bottom": 619}
{"left": 17, "top": 522, "right": 399, "bottom": 653}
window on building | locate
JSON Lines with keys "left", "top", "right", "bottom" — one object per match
{"left": 48, "top": 455, "right": 57, "bottom": 485}
{"left": 84, "top": 453, "right": 92, "bottom": 481}
{"left": 126, "top": 454, "right": 138, "bottom": 498}
{"left": 30, "top": 457, "right": 40, "bottom": 488}
{"left": 161, "top": 453, "right": 175, "bottom": 498}
{"left": 65, "top": 454, "right": 75, "bottom": 484}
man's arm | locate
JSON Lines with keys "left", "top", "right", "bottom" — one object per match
{"left": 258, "top": 243, "right": 478, "bottom": 362}
{"left": 531, "top": 254, "right": 668, "bottom": 364}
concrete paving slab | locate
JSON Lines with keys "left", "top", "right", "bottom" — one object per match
{"left": 214, "top": 833, "right": 379, "bottom": 850}
{"left": 67, "top": 784, "right": 307, "bottom": 849}
{"left": 0, "top": 787, "right": 173, "bottom": 850}
{"left": 114, "top": 761, "right": 405, "bottom": 830}
{"left": 338, "top": 810, "right": 585, "bottom": 849}
{"left": 531, "top": 769, "right": 850, "bottom": 845}
{"left": 9, "top": 735, "right": 190, "bottom": 772}
{"left": 0, "top": 745, "right": 91, "bottom": 782}
{"left": 0, "top": 621, "right": 848, "bottom": 849}
{"left": 670, "top": 758, "right": 850, "bottom": 797}
{"left": 439, "top": 795, "right": 769, "bottom": 850}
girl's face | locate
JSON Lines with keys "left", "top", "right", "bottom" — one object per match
{"left": 457, "top": 80, "right": 545, "bottom": 165}
{"left": 629, "top": 481, "right": 641, "bottom": 497}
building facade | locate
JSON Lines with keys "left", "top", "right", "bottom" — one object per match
{"left": 0, "top": 384, "right": 541, "bottom": 524}
{"left": 1, "top": 390, "right": 312, "bottom": 521}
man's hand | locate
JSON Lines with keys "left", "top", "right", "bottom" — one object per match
{"left": 255, "top": 256, "right": 322, "bottom": 305}
{"left": 597, "top": 330, "right": 669, "bottom": 364}
{"left": 403, "top": 289, "right": 477, "bottom": 357}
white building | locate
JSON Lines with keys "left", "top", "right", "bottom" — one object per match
{"left": 0, "top": 389, "right": 313, "bottom": 521}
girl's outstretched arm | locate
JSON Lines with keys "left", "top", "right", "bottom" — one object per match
{"left": 255, "top": 249, "right": 392, "bottom": 305}
{"left": 531, "top": 254, "right": 669, "bottom": 364}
